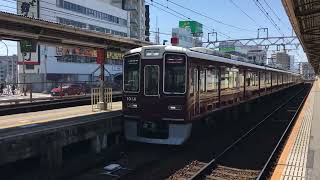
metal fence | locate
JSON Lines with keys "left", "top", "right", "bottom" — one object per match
{"left": 91, "top": 88, "right": 113, "bottom": 112}
{"left": 0, "top": 81, "right": 120, "bottom": 105}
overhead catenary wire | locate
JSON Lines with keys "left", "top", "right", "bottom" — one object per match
{"left": 262, "top": 0, "right": 291, "bottom": 31}
{"left": 148, "top": 0, "right": 231, "bottom": 39}
{"left": 228, "top": 0, "right": 262, "bottom": 28}
{"left": 253, "top": 0, "right": 285, "bottom": 36}
{"left": 166, "top": 0, "right": 256, "bottom": 33}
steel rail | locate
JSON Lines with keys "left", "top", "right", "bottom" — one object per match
{"left": 256, "top": 83, "right": 312, "bottom": 179}
{"left": 0, "top": 94, "right": 122, "bottom": 116}
{"left": 189, "top": 85, "right": 308, "bottom": 180}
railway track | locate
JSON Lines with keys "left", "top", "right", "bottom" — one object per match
{"left": 71, "top": 84, "right": 308, "bottom": 180}
{"left": 169, "top": 83, "right": 311, "bottom": 180}
{"left": 0, "top": 93, "right": 122, "bottom": 116}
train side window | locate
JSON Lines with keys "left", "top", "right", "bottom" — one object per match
{"left": 246, "top": 72, "right": 252, "bottom": 87}
{"left": 229, "top": 69, "right": 239, "bottom": 89}
{"left": 190, "top": 68, "right": 194, "bottom": 95}
{"left": 190, "top": 68, "right": 196, "bottom": 96}
{"left": 206, "top": 68, "right": 218, "bottom": 92}
{"left": 266, "top": 72, "right": 271, "bottom": 85}
{"left": 229, "top": 71, "right": 234, "bottom": 89}
{"left": 272, "top": 72, "right": 277, "bottom": 85}
{"left": 221, "top": 68, "right": 229, "bottom": 90}
{"left": 200, "top": 70, "right": 206, "bottom": 93}
{"left": 239, "top": 71, "right": 245, "bottom": 88}
{"left": 260, "top": 72, "right": 265, "bottom": 87}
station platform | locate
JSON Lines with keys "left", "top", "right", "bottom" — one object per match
{"left": 0, "top": 102, "right": 122, "bottom": 130}
{"left": 272, "top": 81, "right": 320, "bottom": 180}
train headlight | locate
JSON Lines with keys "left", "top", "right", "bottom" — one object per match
{"left": 127, "top": 103, "right": 138, "bottom": 108}
{"left": 168, "top": 105, "right": 182, "bottom": 111}
{"left": 145, "top": 49, "right": 160, "bottom": 57}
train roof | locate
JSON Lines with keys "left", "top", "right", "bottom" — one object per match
{"left": 126, "top": 45, "right": 300, "bottom": 76}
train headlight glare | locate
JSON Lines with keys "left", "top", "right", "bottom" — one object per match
{"left": 145, "top": 49, "right": 160, "bottom": 57}
{"left": 128, "top": 103, "right": 138, "bottom": 108}
{"left": 168, "top": 105, "right": 182, "bottom": 111}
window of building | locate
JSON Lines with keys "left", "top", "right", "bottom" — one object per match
{"left": 58, "top": 0, "right": 127, "bottom": 26}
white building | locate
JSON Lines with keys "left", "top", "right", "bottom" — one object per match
{"left": 0, "top": 55, "right": 18, "bottom": 83}
{"left": 16, "top": 0, "right": 146, "bottom": 92}
{"left": 271, "top": 52, "right": 290, "bottom": 70}
{"left": 299, "top": 62, "right": 315, "bottom": 80}
{"left": 111, "top": 0, "right": 147, "bottom": 40}
{"left": 171, "top": 28, "right": 193, "bottom": 48}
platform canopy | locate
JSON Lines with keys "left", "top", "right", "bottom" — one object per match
{"left": 282, "top": 0, "right": 320, "bottom": 74}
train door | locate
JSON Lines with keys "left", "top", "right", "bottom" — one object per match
{"left": 194, "top": 68, "right": 200, "bottom": 115}
{"left": 141, "top": 62, "right": 161, "bottom": 120}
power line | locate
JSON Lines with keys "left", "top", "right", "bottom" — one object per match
{"left": 253, "top": 0, "right": 284, "bottom": 36}
{"left": 166, "top": 0, "right": 256, "bottom": 32}
{"left": 228, "top": 0, "right": 261, "bottom": 28}
{"left": 148, "top": 0, "right": 231, "bottom": 39}
{"left": 262, "top": 0, "right": 290, "bottom": 30}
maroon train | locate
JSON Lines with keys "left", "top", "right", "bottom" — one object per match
{"left": 122, "top": 45, "right": 300, "bottom": 145}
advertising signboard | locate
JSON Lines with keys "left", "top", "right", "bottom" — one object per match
{"left": 17, "top": 0, "right": 39, "bottom": 65}
{"left": 179, "top": 21, "right": 203, "bottom": 34}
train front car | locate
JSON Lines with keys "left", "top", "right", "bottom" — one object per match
{"left": 122, "top": 46, "right": 191, "bottom": 145}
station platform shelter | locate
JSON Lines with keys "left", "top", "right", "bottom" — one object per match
{"left": 272, "top": 80, "right": 320, "bottom": 180}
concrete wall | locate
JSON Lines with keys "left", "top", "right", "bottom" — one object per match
{"left": 0, "top": 113, "right": 123, "bottom": 179}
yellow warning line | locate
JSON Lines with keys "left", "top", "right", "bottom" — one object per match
{"left": 271, "top": 82, "right": 316, "bottom": 180}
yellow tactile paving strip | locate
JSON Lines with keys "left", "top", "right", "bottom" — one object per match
{"left": 0, "top": 102, "right": 122, "bottom": 130}
{"left": 271, "top": 82, "right": 316, "bottom": 180}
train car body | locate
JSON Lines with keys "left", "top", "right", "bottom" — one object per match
{"left": 122, "top": 45, "right": 300, "bottom": 145}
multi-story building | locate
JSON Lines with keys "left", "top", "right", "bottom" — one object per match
{"left": 171, "top": 28, "right": 194, "bottom": 48}
{"left": 299, "top": 62, "right": 315, "bottom": 80}
{"left": 219, "top": 42, "right": 267, "bottom": 64}
{"left": 16, "top": 0, "right": 147, "bottom": 92}
{"left": 111, "top": 0, "right": 147, "bottom": 40}
{"left": 0, "top": 55, "right": 18, "bottom": 83}
{"left": 247, "top": 49, "right": 267, "bottom": 65}
{"left": 271, "top": 52, "right": 290, "bottom": 70}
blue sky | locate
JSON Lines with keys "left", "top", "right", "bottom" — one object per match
{"left": 0, "top": 0, "right": 307, "bottom": 62}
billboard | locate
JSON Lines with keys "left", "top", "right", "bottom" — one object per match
{"left": 179, "top": 21, "right": 203, "bottom": 34}
{"left": 17, "top": 40, "right": 39, "bottom": 65}
{"left": 17, "top": 0, "right": 38, "bottom": 18}
{"left": 219, "top": 47, "right": 236, "bottom": 52}
{"left": 17, "top": 0, "right": 39, "bottom": 65}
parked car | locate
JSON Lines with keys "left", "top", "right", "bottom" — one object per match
{"left": 51, "top": 84, "right": 85, "bottom": 96}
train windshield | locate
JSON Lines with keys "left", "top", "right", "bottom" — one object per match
{"left": 164, "top": 54, "right": 186, "bottom": 94}
{"left": 124, "top": 55, "right": 140, "bottom": 92}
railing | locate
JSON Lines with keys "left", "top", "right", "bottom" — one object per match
{"left": 0, "top": 81, "right": 121, "bottom": 105}
{"left": 91, "top": 88, "right": 113, "bottom": 112}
